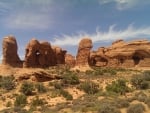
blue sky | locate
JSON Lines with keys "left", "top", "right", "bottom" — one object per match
{"left": 0, "top": 0, "right": 150, "bottom": 59}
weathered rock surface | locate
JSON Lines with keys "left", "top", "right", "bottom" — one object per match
{"left": 52, "top": 46, "right": 67, "bottom": 64}
{"left": 90, "top": 39, "right": 150, "bottom": 67}
{"left": 76, "top": 38, "right": 93, "bottom": 66}
{"left": 23, "top": 39, "right": 66, "bottom": 68}
{"left": 16, "top": 70, "right": 62, "bottom": 82}
{"left": 2, "top": 36, "right": 22, "bottom": 67}
{"left": 65, "top": 54, "right": 75, "bottom": 67}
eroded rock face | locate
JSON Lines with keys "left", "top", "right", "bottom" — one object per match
{"left": 52, "top": 46, "right": 67, "bottom": 64}
{"left": 76, "top": 38, "right": 93, "bottom": 66}
{"left": 90, "top": 39, "right": 150, "bottom": 67}
{"left": 23, "top": 39, "right": 66, "bottom": 68}
{"left": 65, "top": 54, "right": 75, "bottom": 67}
{"left": 2, "top": 36, "right": 22, "bottom": 67}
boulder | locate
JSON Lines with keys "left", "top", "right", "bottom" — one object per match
{"left": 76, "top": 38, "right": 93, "bottom": 66}
{"left": 2, "top": 35, "right": 22, "bottom": 67}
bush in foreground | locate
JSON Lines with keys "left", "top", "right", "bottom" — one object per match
{"left": 0, "top": 75, "right": 15, "bottom": 90}
{"left": 20, "top": 81, "right": 34, "bottom": 95}
{"left": 106, "top": 79, "right": 130, "bottom": 95}
{"left": 98, "top": 103, "right": 121, "bottom": 113}
{"left": 127, "top": 103, "right": 145, "bottom": 113}
{"left": 79, "top": 81, "right": 99, "bottom": 94}
{"left": 14, "top": 94, "right": 27, "bottom": 107}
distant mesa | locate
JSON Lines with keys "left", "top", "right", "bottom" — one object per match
{"left": 2, "top": 35, "right": 150, "bottom": 68}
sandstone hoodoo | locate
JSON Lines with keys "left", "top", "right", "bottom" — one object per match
{"left": 52, "top": 46, "right": 67, "bottom": 65}
{"left": 76, "top": 38, "right": 93, "bottom": 66}
{"left": 2, "top": 36, "right": 22, "bottom": 67}
{"left": 90, "top": 39, "right": 150, "bottom": 67}
{"left": 65, "top": 54, "right": 76, "bottom": 67}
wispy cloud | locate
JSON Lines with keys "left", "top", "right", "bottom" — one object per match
{"left": 99, "top": 0, "right": 148, "bottom": 10}
{"left": 51, "top": 25, "right": 150, "bottom": 46}
{"left": 1, "top": 0, "right": 58, "bottom": 30}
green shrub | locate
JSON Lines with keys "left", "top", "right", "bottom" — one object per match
{"left": 0, "top": 76, "right": 15, "bottom": 90}
{"left": 60, "top": 89, "right": 73, "bottom": 100}
{"left": 36, "top": 83, "right": 47, "bottom": 93}
{"left": 54, "top": 82, "right": 62, "bottom": 89}
{"left": 127, "top": 103, "right": 145, "bottom": 113}
{"left": 142, "top": 70, "right": 150, "bottom": 81}
{"left": 79, "top": 81, "right": 99, "bottom": 94}
{"left": 106, "top": 79, "right": 130, "bottom": 95}
{"left": 31, "top": 96, "right": 44, "bottom": 107}
{"left": 20, "top": 81, "right": 34, "bottom": 95}
{"left": 145, "top": 97, "right": 150, "bottom": 108}
{"left": 98, "top": 103, "right": 121, "bottom": 113}
{"left": 92, "top": 67, "right": 117, "bottom": 76}
{"left": 135, "top": 92, "right": 148, "bottom": 102}
{"left": 131, "top": 74, "right": 149, "bottom": 89}
{"left": 6, "top": 101, "right": 12, "bottom": 107}
{"left": 115, "top": 98, "right": 129, "bottom": 108}
{"left": 62, "top": 72, "right": 80, "bottom": 85}
{"left": 14, "top": 94, "right": 27, "bottom": 107}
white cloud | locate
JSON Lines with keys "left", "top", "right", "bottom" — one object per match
{"left": 5, "top": 12, "right": 53, "bottom": 30}
{"left": 99, "top": 0, "right": 143, "bottom": 10}
{"left": 51, "top": 25, "right": 150, "bottom": 46}
{"left": 2, "top": 0, "right": 56, "bottom": 30}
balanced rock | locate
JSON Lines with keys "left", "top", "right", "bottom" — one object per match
{"left": 2, "top": 35, "right": 22, "bottom": 67}
{"left": 76, "top": 38, "right": 93, "bottom": 66}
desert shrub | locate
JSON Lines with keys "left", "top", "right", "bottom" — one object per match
{"left": 54, "top": 82, "right": 62, "bottom": 89}
{"left": 115, "top": 98, "right": 129, "bottom": 108}
{"left": 6, "top": 101, "right": 12, "bottom": 107}
{"left": 14, "top": 94, "right": 27, "bottom": 107}
{"left": 62, "top": 72, "right": 80, "bottom": 85}
{"left": 60, "top": 89, "right": 73, "bottom": 100}
{"left": 79, "top": 81, "right": 99, "bottom": 94}
{"left": 35, "top": 83, "right": 47, "bottom": 93}
{"left": 135, "top": 91, "right": 148, "bottom": 102}
{"left": 127, "top": 103, "right": 145, "bottom": 113}
{"left": 85, "top": 70, "right": 94, "bottom": 76}
{"left": 31, "top": 96, "right": 44, "bottom": 107}
{"left": 131, "top": 74, "right": 149, "bottom": 89}
{"left": 142, "top": 70, "right": 150, "bottom": 81}
{"left": 0, "top": 75, "right": 15, "bottom": 90}
{"left": 20, "top": 81, "right": 34, "bottom": 95}
{"left": 98, "top": 103, "right": 121, "bottom": 113}
{"left": 145, "top": 97, "right": 150, "bottom": 108}
{"left": 106, "top": 79, "right": 130, "bottom": 95}
{"left": 92, "top": 67, "right": 117, "bottom": 76}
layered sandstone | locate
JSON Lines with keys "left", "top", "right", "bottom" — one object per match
{"left": 90, "top": 39, "right": 150, "bottom": 67}
{"left": 2, "top": 36, "right": 22, "bottom": 67}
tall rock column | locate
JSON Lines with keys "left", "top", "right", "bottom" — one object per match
{"left": 2, "top": 35, "right": 22, "bottom": 67}
{"left": 76, "top": 38, "right": 93, "bottom": 66}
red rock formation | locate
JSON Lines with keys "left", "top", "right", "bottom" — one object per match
{"left": 65, "top": 54, "right": 75, "bottom": 67}
{"left": 90, "top": 39, "right": 150, "bottom": 68}
{"left": 2, "top": 36, "right": 22, "bottom": 67}
{"left": 76, "top": 38, "right": 93, "bottom": 66}
{"left": 52, "top": 46, "right": 67, "bottom": 64}
{"left": 23, "top": 39, "right": 66, "bottom": 68}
